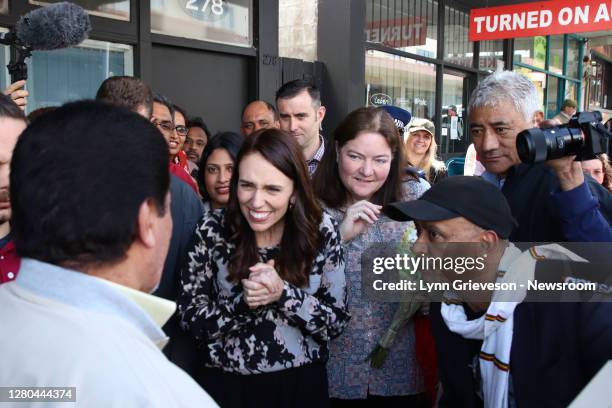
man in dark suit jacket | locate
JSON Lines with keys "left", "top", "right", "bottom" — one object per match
{"left": 385, "top": 176, "right": 612, "bottom": 407}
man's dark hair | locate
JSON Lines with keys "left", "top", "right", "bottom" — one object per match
{"left": 0, "top": 93, "right": 27, "bottom": 122}
{"left": 153, "top": 93, "right": 175, "bottom": 120}
{"left": 95, "top": 76, "right": 153, "bottom": 118}
{"left": 27, "top": 107, "right": 58, "bottom": 123}
{"left": 10, "top": 101, "right": 170, "bottom": 266}
{"left": 187, "top": 116, "right": 211, "bottom": 138}
{"left": 275, "top": 79, "right": 321, "bottom": 107}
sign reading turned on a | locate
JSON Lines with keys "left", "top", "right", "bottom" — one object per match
{"left": 469, "top": 0, "right": 612, "bottom": 41}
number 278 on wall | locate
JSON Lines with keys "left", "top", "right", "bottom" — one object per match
{"left": 186, "top": 0, "right": 225, "bottom": 15}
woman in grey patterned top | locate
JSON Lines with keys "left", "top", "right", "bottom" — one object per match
{"left": 179, "top": 129, "right": 349, "bottom": 408}
{"left": 313, "top": 107, "right": 429, "bottom": 406}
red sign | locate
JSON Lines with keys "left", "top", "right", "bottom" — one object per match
{"left": 365, "top": 17, "right": 427, "bottom": 48}
{"left": 469, "top": 0, "right": 612, "bottom": 41}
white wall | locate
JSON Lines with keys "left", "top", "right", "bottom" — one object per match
{"left": 279, "top": 0, "right": 318, "bottom": 61}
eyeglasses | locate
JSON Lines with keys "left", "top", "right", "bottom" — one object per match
{"left": 175, "top": 125, "right": 188, "bottom": 136}
{"left": 152, "top": 120, "right": 174, "bottom": 133}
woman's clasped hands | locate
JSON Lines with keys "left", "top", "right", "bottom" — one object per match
{"left": 241, "top": 259, "right": 284, "bottom": 309}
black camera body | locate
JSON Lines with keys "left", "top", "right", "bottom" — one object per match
{"left": 516, "top": 111, "right": 611, "bottom": 163}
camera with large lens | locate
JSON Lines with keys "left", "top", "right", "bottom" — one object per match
{"left": 516, "top": 111, "right": 611, "bottom": 163}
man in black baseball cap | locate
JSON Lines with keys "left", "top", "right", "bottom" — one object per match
{"left": 384, "top": 176, "right": 612, "bottom": 407}
{"left": 385, "top": 175, "right": 517, "bottom": 240}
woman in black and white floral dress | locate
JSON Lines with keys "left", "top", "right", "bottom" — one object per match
{"left": 178, "top": 128, "right": 349, "bottom": 408}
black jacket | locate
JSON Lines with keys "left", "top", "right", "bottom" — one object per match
{"left": 502, "top": 163, "right": 612, "bottom": 242}
{"left": 154, "top": 174, "right": 204, "bottom": 376}
{"left": 430, "top": 300, "right": 612, "bottom": 407}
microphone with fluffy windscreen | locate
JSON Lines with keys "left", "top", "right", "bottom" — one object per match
{"left": 0, "top": 2, "right": 91, "bottom": 82}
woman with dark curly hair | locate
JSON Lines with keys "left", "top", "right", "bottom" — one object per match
{"left": 179, "top": 128, "right": 349, "bottom": 408}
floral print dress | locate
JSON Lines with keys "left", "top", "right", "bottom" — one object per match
{"left": 178, "top": 209, "right": 350, "bottom": 375}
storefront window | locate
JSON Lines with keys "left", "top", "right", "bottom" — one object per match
{"left": 0, "top": 28, "right": 8, "bottom": 90}
{"left": 443, "top": 5, "right": 472, "bottom": 68}
{"left": 514, "top": 66, "right": 545, "bottom": 112}
{"left": 366, "top": 0, "right": 439, "bottom": 59}
{"left": 151, "top": 0, "right": 252, "bottom": 47}
{"left": 0, "top": 0, "right": 7, "bottom": 14}
{"left": 565, "top": 81, "right": 577, "bottom": 103}
{"left": 587, "top": 56, "right": 611, "bottom": 111}
{"left": 566, "top": 38, "right": 581, "bottom": 79}
{"left": 440, "top": 70, "right": 467, "bottom": 155}
{"left": 549, "top": 35, "right": 564, "bottom": 75}
{"left": 365, "top": 50, "right": 436, "bottom": 124}
{"left": 514, "top": 36, "right": 546, "bottom": 70}
{"left": 25, "top": 39, "right": 133, "bottom": 113}
{"left": 479, "top": 40, "right": 503, "bottom": 72}
{"left": 546, "top": 75, "right": 559, "bottom": 118}
{"left": 30, "top": 0, "right": 129, "bottom": 21}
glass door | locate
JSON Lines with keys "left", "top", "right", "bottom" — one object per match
{"left": 440, "top": 69, "right": 472, "bottom": 157}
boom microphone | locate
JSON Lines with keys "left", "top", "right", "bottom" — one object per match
{"left": 13, "top": 2, "right": 91, "bottom": 50}
{"left": 0, "top": 2, "right": 91, "bottom": 82}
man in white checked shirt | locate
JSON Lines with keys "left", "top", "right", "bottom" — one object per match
{"left": 276, "top": 79, "right": 327, "bottom": 176}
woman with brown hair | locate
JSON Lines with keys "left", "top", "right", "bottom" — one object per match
{"left": 313, "top": 107, "right": 429, "bottom": 406}
{"left": 179, "top": 128, "right": 349, "bottom": 408}
{"left": 581, "top": 153, "right": 612, "bottom": 193}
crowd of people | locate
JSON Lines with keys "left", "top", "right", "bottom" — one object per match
{"left": 0, "top": 70, "right": 611, "bottom": 408}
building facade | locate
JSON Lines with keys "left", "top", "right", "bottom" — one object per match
{"left": 0, "top": 0, "right": 286, "bottom": 135}
{"left": 319, "top": 0, "right": 612, "bottom": 159}
{"left": 0, "top": 0, "right": 610, "bottom": 153}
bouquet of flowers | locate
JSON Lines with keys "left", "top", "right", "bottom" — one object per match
{"left": 367, "top": 222, "right": 425, "bottom": 368}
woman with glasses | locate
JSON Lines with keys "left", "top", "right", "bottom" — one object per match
{"left": 151, "top": 95, "right": 199, "bottom": 194}
{"left": 172, "top": 104, "right": 192, "bottom": 175}
{"left": 179, "top": 129, "right": 349, "bottom": 408}
{"left": 313, "top": 107, "right": 429, "bottom": 407}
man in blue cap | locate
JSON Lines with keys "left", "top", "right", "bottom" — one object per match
{"left": 380, "top": 105, "right": 412, "bottom": 134}
{"left": 381, "top": 105, "right": 430, "bottom": 184}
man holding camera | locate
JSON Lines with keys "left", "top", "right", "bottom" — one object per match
{"left": 468, "top": 71, "right": 611, "bottom": 242}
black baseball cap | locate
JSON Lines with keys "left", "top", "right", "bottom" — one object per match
{"left": 385, "top": 176, "right": 517, "bottom": 239}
